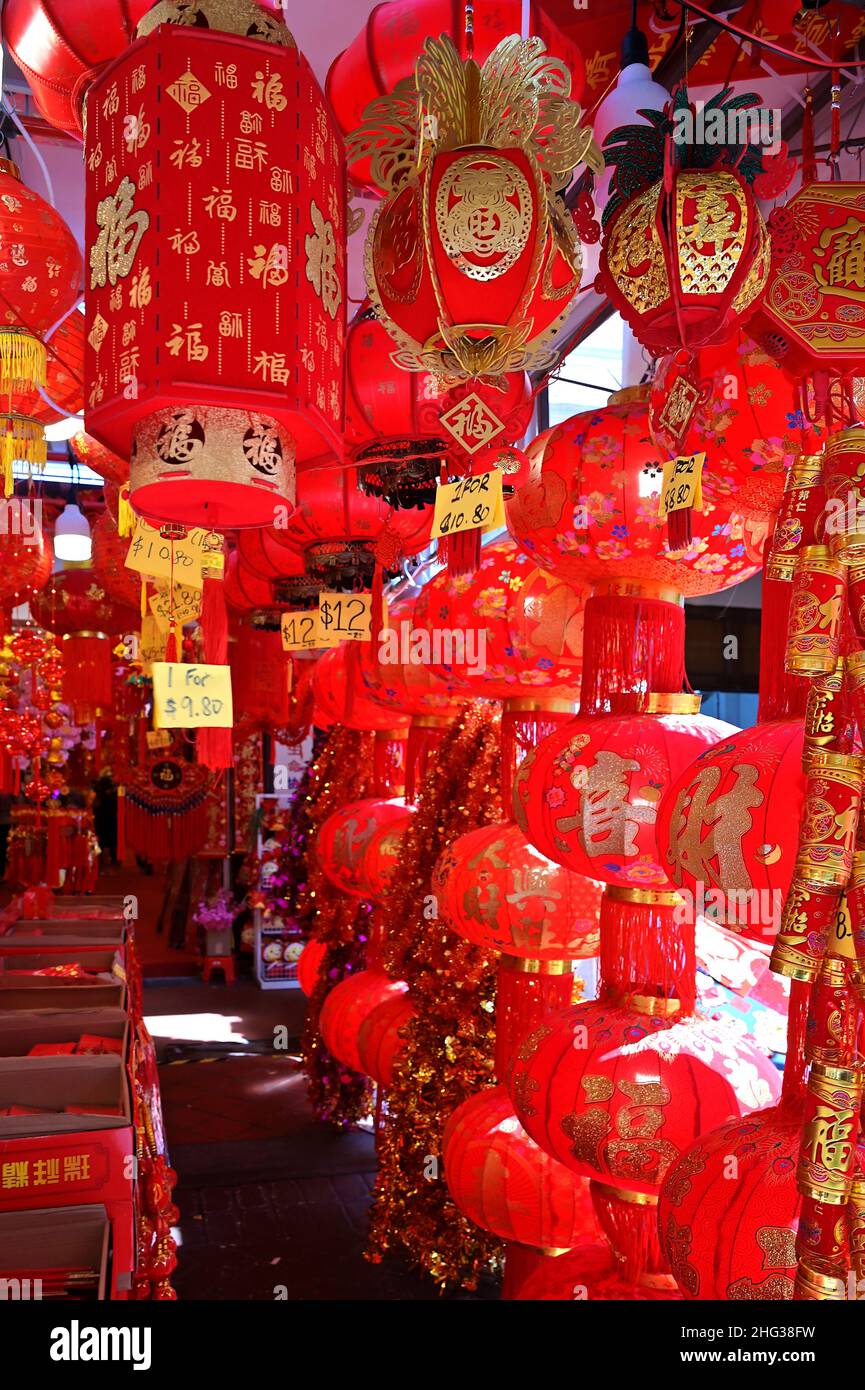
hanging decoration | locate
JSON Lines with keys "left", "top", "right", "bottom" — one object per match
{"left": 123, "top": 750, "right": 210, "bottom": 861}
{"left": 84, "top": 0, "right": 344, "bottom": 529}
{"left": 348, "top": 33, "right": 602, "bottom": 379}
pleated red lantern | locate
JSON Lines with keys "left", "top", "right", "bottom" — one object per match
{"left": 358, "top": 805, "right": 416, "bottom": 901}
{"left": 512, "top": 1241, "right": 683, "bottom": 1301}
{"left": 222, "top": 551, "right": 274, "bottom": 614}
{"left": 0, "top": 529, "right": 52, "bottom": 608}
{"left": 443, "top": 1085, "right": 600, "bottom": 1251}
{"left": 316, "top": 798, "right": 412, "bottom": 899}
{"left": 506, "top": 392, "right": 768, "bottom": 711}
{"left": 657, "top": 721, "right": 805, "bottom": 947}
{"left": 356, "top": 992, "right": 415, "bottom": 1087}
{"left": 658, "top": 1103, "right": 801, "bottom": 1300}
{"left": 297, "top": 938, "right": 327, "bottom": 998}
{"left": 346, "top": 307, "right": 533, "bottom": 510}
{"left": 70, "top": 432, "right": 128, "bottom": 486}
{"left": 433, "top": 823, "right": 602, "bottom": 961}
{"left": 319, "top": 971, "right": 408, "bottom": 1074}
{"left": 90, "top": 511, "right": 142, "bottom": 613}
{"left": 85, "top": 3, "right": 343, "bottom": 529}
{"left": 2, "top": 0, "right": 151, "bottom": 136}
{"left": 327, "top": 0, "right": 585, "bottom": 193}
{"left": 359, "top": 598, "right": 462, "bottom": 721}
{"left": 236, "top": 527, "right": 306, "bottom": 583}
{"left": 507, "top": 999, "right": 781, "bottom": 1197}
{"left": 30, "top": 565, "right": 130, "bottom": 722}
{"left": 13, "top": 309, "right": 84, "bottom": 425}
{"left": 312, "top": 645, "right": 409, "bottom": 734}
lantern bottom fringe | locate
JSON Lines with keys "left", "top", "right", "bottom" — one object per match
{"left": 0, "top": 330, "right": 46, "bottom": 392}
{"left": 124, "top": 803, "right": 207, "bottom": 862}
{"left": 501, "top": 1243, "right": 567, "bottom": 1300}
{"left": 444, "top": 527, "right": 482, "bottom": 577}
{"left": 198, "top": 574, "right": 232, "bottom": 770}
{"left": 590, "top": 1183, "right": 668, "bottom": 1285}
{"left": 2, "top": 415, "right": 46, "bottom": 496}
{"left": 580, "top": 594, "right": 686, "bottom": 715}
{"left": 758, "top": 567, "right": 810, "bottom": 722}
{"left": 598, "top": 893, "right": 696, "bottom": 1015}
{"left": 494, "top": 962, "right": 573, "bottom": 1081}
{"left": 405, "top": 719, "right": 451, "bottom": 801}
{"left": 374, "top": 731, "right": 407, "bottom": 797}
{"left": 501, "top": 708, "right": 574, "bottom": 806}
{"left": 61, "top": 633, "right": 113, "bottom": 725}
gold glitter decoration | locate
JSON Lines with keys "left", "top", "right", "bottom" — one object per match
{"left": 366, "top": 703, "right": 504, "bottom": 1291}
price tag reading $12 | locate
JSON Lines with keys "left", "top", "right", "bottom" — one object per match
{"left": 281, "top": 611, "right": 323, "bottom": 652}
{"left": 152, "top": 663, "right": 233, "bottom": 729}
{"left": 317, "top": 593, "right": 373, "bottom": 644}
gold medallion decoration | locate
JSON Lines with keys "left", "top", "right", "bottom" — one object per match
{"left": 434, "top": 153, "right": 533, "bottom": 282}
{"left": 136, "top": 0, "right": 295, "bottom": 45}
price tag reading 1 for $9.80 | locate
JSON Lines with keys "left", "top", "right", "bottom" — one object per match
{"left": 152, "top": 663, "right": 233, "bottom": 729}
{"left": 432, "top": 469, "right": 505, "bottom": 539}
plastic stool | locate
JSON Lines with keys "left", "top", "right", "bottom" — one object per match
{"left": 202, "top": 954, "right": 235, "bottom": 984}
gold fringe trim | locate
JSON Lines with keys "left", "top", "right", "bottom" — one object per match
{"left": 1, "top": 416, "right": 47, "bottom": 497}
{"left": 0, "top": 330, "right": 46, "bottom": 391}
{"left": 118, "top": 483, "right": 134, "bottom": 539}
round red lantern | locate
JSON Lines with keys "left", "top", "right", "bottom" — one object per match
{"left": 70, "top": 432, "right": 128, "bottom": 486}
{"left": 433, "top": 823, "right": 602, "bottom": 960}
{"left": 359, "top": 597, "right": 463, "bottom": 722}
{"left": 297, "top": 939, "right": 327, "bottom": 998}
{"left": 658, "top": 1103, "right": 800, "bottom": 1300}
{"left": 601, "top": 169, "right": 770, "bottom": 356}
{"left": 346, "top": 307, "right": 533, "bottom": 509}
{"left": 90, "top": 512, "right": 141, "bottom": 613}
{"left": 0, "top": 529, "right": 52, "bottom": 608}
{"left": 236, "top": 527, "right": 306, "bottom": 583}
{"left": 512, "top": 709, "right": 737, "bottom": 891}
{"left": 443, "top": 1085, "right": 600, "bottom": 1251}
{"left": 13, "top": 308, "right": 84, "bottom": 425}
{"left": 30, "top": 567, "right": 136, "bottom": 638}
{"left": 312, "top": 645, "right": 410, "bottom": 734}
{"left": 350, "top": 33, "right": 600, "bottom": 380}
{"left": 2, "top": 0, "right": 151, "bottom": 136}
{"left": 316, "top": 798, "right": 412, "bottom": 899}
{"left": 327, "top": 0, "right": 585, "bottom": 193}
{"left": 319, "top": 970, "right": 408, "bottom": 1074}
{"left": 223, "top": 551, "right": 274, "bottom": 615}
{"left": 508, "top": 999, "right": 781, "bottom": 1196}
{"left": 356, "top": 992, "right": 415, "bottom": 1087}
{"left": 512, "top": 1241, "right": 683, "bottom": 1300}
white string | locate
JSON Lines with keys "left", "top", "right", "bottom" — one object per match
{"left": 521, "top": 0, "right": 530, "bottom": 41}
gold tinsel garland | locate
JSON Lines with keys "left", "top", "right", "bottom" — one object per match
{"left": 300, "top": 725, "right": 378, "bottom": 1127}
{"left": 366, "top": 702, "right": 504, "bottom": 1290}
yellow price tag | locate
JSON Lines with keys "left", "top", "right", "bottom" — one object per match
{"left": 659, "top": 452, "right": 705, "bottom": 518}
{"left": 145, "top": 729, "right": 172, "bottom": 751}
{"left": 317, "top": 592, "right": 373, "bottom": 644}
{"left": 152, "top": 662, "right": 233, "bottom": 729}
{"left": 138, "top": 614, "right": 164, "bottom": 677}
{"left": 150, "top": 582, "right": 202, "bottom": 632}
{"left": 281, "top": 610, "right": 323, "bottom": 651}
{"left": 431, "top": 470, "right": 505, "bottom": 539}
{"left": 124, "top": 519, "right": 221, "bottom": 589}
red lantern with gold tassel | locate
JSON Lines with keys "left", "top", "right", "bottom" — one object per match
{"left": 70, "top": 431, "right": 128, "bottom": 486}
{"left": 85, "top": 1, "right": 344, "bottom": 529}
{"left": 30, "top": 568, "right": 135, "bottom": 724}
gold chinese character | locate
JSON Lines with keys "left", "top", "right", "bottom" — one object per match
{"left": 90, "top": 175, "right": 150, "bottom": 290}
{"left": 815, "top": 217, "right": 865, "bottom": 298}
{"left": 166, "top": 70, "right": 211, "bottom": 115}
{"left": 251, "top": 70, "right": 287, "bottom": 112}
{"left": 247, "top": 242, "right": 289, "bottom": 289}
{"left": 253, "top": 350, "right": 289, "bottom": 385}
{"left": 109, "top": 283, "right": 123, "bottom": 313}
{"left": 32, "top": 1158, "right": 61, "bottom": 1186}
{"left": 123, "top": 105, "right": 151, "bottom": 156}
{"left": 258, "top": 200, "right": 281, "bottom": 228}
{"left": 305, "top": 200, "right": 342, "bottom": 320}
{"left": 270, "top": 167, "right": 292, "bottom": 194}
{"left": 170, "top": 138, "right": 203, "bottom": 170}
{"left": 63, "top": 1153, "right": 92, "bottom": 1182}
{"left": 88, "top": 143, "right": 103, "bottom": 173}
{"left": 138, "top": 160, "right": 153, "bottom": 189}
{"left": 119, "top": 346, "right": 140, "bottom": 383}
{"left": 214, "top": 62, "right": 238, "bottom": 89}
{"left": 121, "top": 320, "right": 137, "bottom": 346}
{"left": 104, "top": 156, "right": 118, "bottom": 186}
{"left": 235, "top": 138, "right": 268, "bottom": 172}
{"left": 1, "top": 1160, "right": 28, "bottom": 1189}
{"left": 239, "top": 110, "right": 263, "bottom": 136}
{"left": 131, "top": 64, "right": 147, "bottom": 95}
{"left": 101, "top": 82, "right": 119, "bottom": 119}
{"left": 89, "top": 372, "right": 105, "bottom": 407}
{"left": 169, "top": 227, "right": 201, "bottom": 256}
{"left": 219, "top": 310, "right": 244, "bottom": 338}
{"left": 129, "top": 266, "right": 152, "bottom": 309}
{"left": 202, "top": 187, "right": 237, "bottom": 222}
{"left": 206, "top": 260, "right": 231, "bottom": 288}
{"left": 166, "top": 321, "right": 209, "bottom": 362}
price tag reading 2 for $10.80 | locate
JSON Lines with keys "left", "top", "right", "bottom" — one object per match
{"left": 152, "top": 663, "right": 233, "bottom": 729}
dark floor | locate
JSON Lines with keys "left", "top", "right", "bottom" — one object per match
{"left": 145, "top": 977, "right": 495, "bottom": 1300}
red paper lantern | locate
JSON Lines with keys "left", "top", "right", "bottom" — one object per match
{"left": 508, "top": 999, "right": 781, "bottom": 1195}
{"left": 13, "top": 309, "right": 84, "bottom": 424}
{"left": 443, "top": 1085, "right": 600, "bottom": 1250}
{"left": 70, "top": 432, "right": 128, "bottom": 486}
{"left": 327, "top": 0, "right": 585, "bottom": 193}
{"left": 316, "top": 797, "right": 412, "bottom": 899}
{"left": 600, "top": 169, "right": 770, "bottom": 356}
{"left": 356, "top": 992, "right": 415, "bottom": 1086}
{"left": 2, "top": 0, "right": 151, "bottom": 136}
{"left": 319, "top": 970, "right": 408, "bottom": 1074}
{"left": 512, "top": 710, "right": 736, "bottom": 891}
{"left": 507, "top": 394, "right": 767, "bottom": 596}
{"left": 297, "top": 939, "right": 327, "bottom": 997}
{"left": 229, "top": 624, "right": 291, "bottom": 733}
{"left": 85, "top": 5, "right": 344, "bottom": 528}
{"left": 223, "top": 551, "right": 274, "bottom": 614}
{"left": 0, "top": 530, "right": 52, "bottom": 607}
{"left": 512, "top": 1241, "right": 683, "bottom": 1300}
{"left": 90, "top": 511, "right": 142, "bottom": 613}
{"left": 359, "top": 597, "right": 463, "bottom": 721}
{"left": 30, "top": 567, "right": 136, "bottom": 638}
{"left": 657, "top": 721, "right": 805, "bottom": 946}
{"left": 433, "top": 823, "right": 602, "bottom": 960}
{"left": 658, "top": 1103, "right": 801, "bottom": 1300}
{"left": 312, "top": 645, "right": 409, "bottom": 733}
{"left": 0, "top": 160, "right": 82, "bottom": 372}
{"left": 235, "top": 527, "right": 306, "bottom": 583}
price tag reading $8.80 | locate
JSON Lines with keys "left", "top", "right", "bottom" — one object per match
{"left": 281, "top": 611, "right": 323, "bottom": 652}
{"left": 152, "top": 663, "right": 233, "bottom": 729}
{"left": 658, "top": 452, "right": 705, "bottom": 518}
{"left": 432, "top": 469, "right": 505, "bottom": 539}
{"left": 317, "top": 593, "right": 373, "bottom": 644}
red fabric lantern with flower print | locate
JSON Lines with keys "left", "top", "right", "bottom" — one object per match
{"left": 316, "top": 798, "right": 412, "bottom": 899}
{"left": 658, "top": 1103, "right": 801, "bottom": 1300}
{"left": 443, "top": 1085, "right": 600, "bottom": 1251}
{"left": 433, "top": 822, "right": 602, "bottom": 961}
{"left": 359, "top": 598, "right": 462, "bottom": 722}
{"left": 657, "top": 721, "right": 805, "bottom": 946}
{"left": 319, "top": 970, "right": 408, "bottom": 1074}
{"left": 507, "top": 999, "right": 781, "bottom": 1197}
{"left": 312, "top": 645, "right": 409, "bottom": 735}
{"left": 357, "top": 992, "right": 415, "bottom": 1087}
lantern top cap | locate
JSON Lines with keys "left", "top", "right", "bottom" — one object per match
{"left": 136, "top": 0, "right": 296, "bottom": 46}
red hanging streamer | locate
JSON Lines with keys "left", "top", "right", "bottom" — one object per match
{"left": 580, "top": 594, "right": 686, "bottom": 715}
{"left": 598, "top": 890, "right": 697, "bottom": 1016}
{"left": 197, "top": 574, "right": 232, "bottom": 771}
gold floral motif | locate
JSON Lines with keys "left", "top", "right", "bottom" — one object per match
{"left": 580, "top": 1074, "right": 614, "bottom": 1103}
{"left": 305, "top": 201, "right": 342, "bottom": 321}
{"left": 727, "top": 1274, "right": 795, "bottom": 1300}
{"left": 664, "top": 1212, "right": 699, "bottom": 1296}
{"left": 511, "top": 1069, "right": 540, "bottom": 1118}
{"left": 515, "top": 1022, "right": 552, "bottom": 1062}
{"left": 604, "top": 183, "right": 669, "bottom": 314}
{"left": 756, "top": 1225, "right": 797, "bottom": 1270}
{"left": 137, "top": 0, "right": 295, "bottom": 45}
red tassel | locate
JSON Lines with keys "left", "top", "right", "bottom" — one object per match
{"left": 62, "top": 634, "right": 114, "bottom": 724}
{"left": 598, "top": 890, "right": 696, "bottom": 1015}
{"left": 590, "top": 1184, "right": 667, "bottom": 1284}
{"left": 197, "top": 574, "right": 232, "bottom": 771}
{"left": 164, "top": 627, "right": 178, "bottom": 662}
{"left": 501, "top": 706, "right": 574, "bottom": 808}
{"left": 45, "top": 816, "right": 62, "bottom": 889}
{"left": 371, "top": 561, "right": 385, "bottom": 651}
{"left": 580, "top": 593, "right": 686, "bottom": 716}
{"left": 405, "top": 718, "right": 451, "bottom": 801}
{"left": 494, "top": 962, "right": 573, "bottom": 1082}
{"left": 117, "top": 788, "right": 126, "bottom": 865}
{"left": 447, "top": 526, "right": 482, "bottom": 577}
{"left": 666, "top": 505, "right": 692, "bottom": 550}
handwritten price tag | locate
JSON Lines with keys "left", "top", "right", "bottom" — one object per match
{"left": 317, "top": 593, "right": 373, "bottom": 644}
{"left": 152, "top": 663, "right": 233, "bottom": 729}
{"left": 124, "top": 519, "right": 221, "bottom": 589}
{"left": 138, "top": 615, "right": 164, "bottom": 676}
{"left": 281, "top": 611, "right": 323, "bottom": 651}
{"left": 431, "top": 470, "right": 505, "bottom": 539}
{"left": 150, "top": 582, "right": 202, "bottom": 632}
{"left": 658, "top": 452, "right": 705, "bottom": 518}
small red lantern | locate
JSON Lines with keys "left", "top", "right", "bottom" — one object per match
{"left": 508, "top": 999, "right": 781, "bottom": 1195}
{"left": 433, "top": 823, "right": 602, "bottom": 960}
{"left": 657, "top": 721, "right": 805, "bottom": 946}
{"left": 319, "top": 970, "right": 408, "bottom": 1074}
{"left": 356, "top": 992, "right": 415, "bottom": 1087}
{"left": 0, "top": 530, "right": 52, "bottom": 607}
{"left": 14, "top": 309, "right": 85, "bottom": 425}
{"left": 316, "top": 798, "right": 413, "bottom": 899}
{"left": 658, "top": 1103, "right": 801, "bottom": 1300}
{"left": 85, "top": 2, "right": 344, "bottom": 528}
{"left": 443, "top": 1085, "right": 600, "bottom": 1251}
{"left": 297, "top": 939, "right": 327, "bottom": 998}
{"left": 349, "top": 34, "right": 600, "bottom": 379}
